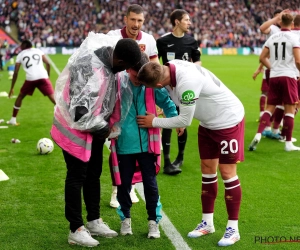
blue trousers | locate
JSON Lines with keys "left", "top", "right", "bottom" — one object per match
{"left": 117, "top": 152, "right": 161, "bottom": 222}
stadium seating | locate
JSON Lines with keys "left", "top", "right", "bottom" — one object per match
{"left": 1, "top": 0, "right": 300, "bottom": 48}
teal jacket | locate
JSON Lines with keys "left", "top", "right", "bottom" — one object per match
{"left": 116, "top": 81, "right": 177, "bottom": 155}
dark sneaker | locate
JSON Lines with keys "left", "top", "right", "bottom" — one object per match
{"left": 163, "top": 164, "right": 182, "bottom": 175}
{"left": 172, "top": 158, "right": 183, "bottom": 168}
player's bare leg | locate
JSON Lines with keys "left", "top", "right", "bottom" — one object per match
{"left": 7, "top": 93, "right": 26, "bottom": 125}
{"left": 48, "top": 94, "right": 56, "bottom": 105}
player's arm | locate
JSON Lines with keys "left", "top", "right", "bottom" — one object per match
{"left": 154, "top": 88, "right": 177, "bottom": 118}
{"left": 137, "top": 104, "right": 195, "bottom": 128}
{"left": 42, "top": 55, "right": 50, "bottom": 76}
{"left": 252, "top": 63, "right": 264, "bottom": 80}
{"left": 259, "top": 47, "right": 271, "bottom": 69}
{"left": 9, "top": 63, "right": 21, "bottom": 98}
{"left": 293, "top": 48, "right": 300, "bottom": 72}
{"left": 260, "top": 9, "right": 289, "bottom": 34}
{"left": 191, "top": 40, "right": 201, "bottom": 65}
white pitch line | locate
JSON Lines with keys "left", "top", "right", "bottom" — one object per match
{"left": 135, "top": 183, "right": 192, "bottom": 250}
{"left": 45, "top": 54, "right": 61, "bottom": 76}
{"left": 49, "top": 54, "right": 191, "bottom": 250}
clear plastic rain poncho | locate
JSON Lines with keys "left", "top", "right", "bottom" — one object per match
{"left": 54, "top": 32, "right": 133, "bottom": 136}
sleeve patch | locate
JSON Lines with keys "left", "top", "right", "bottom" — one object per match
{"left": 181, "top": 90, "right": 196, "bottom": 105}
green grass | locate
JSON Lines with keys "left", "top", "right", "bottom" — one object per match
{"left": 1, "top": 54, "right": 300, "bottom": 249}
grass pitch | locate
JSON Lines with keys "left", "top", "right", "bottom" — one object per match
{"left": 0, "top": 54, "right": 299, "bottom": 249}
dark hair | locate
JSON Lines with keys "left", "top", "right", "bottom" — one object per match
{"left": 131, "top": 52, "right": 149, "bottom": 72}
{"left": 273, "top": 8, "right": 283, "bottom": 16}
{"left": 137, "top": 62, "right": 163, "bottom": 86}
{"left": 281, "top": 13, "right": 294, "bottom": 26}
{"left": 126, "top": 4, "right": 144, "bottom": 16}
{"left": 21, "top": 40, "right": 32, "bottom": 50}
{"left": 114, "top": 38, "right": 141, "bottom": 67}
{"left": 294, "top": 15, "right": 300, "bottom": 27}
{"left": 170, "top": 9, "right": 189, "bottom": 26}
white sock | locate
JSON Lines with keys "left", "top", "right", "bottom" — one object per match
{"left": 264, "top": 126, "right": 271, "bottom": 131}
{"left": 10, "top": 117, "right": 16, "bottom": 123}
{"left": 202, "top": 213, "right": 214, "bottom": 226}
{"left": 285, "top": 141, "right": 293, "bottom": 148}
{"left": 226, "top": 220, "right": 238, "bottom": 231}
{"left": 255, "top": 133, "right": 262, "bottom": 141}
{"left": 272, "top": 128, "right": 279, "bottom": 134}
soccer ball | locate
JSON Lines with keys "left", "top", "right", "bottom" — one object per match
{"left": 37, "top": 138, "right": 54, "bottom": 155}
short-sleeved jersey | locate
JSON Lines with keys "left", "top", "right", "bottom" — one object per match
{"left": 292, "top": 29, "right": 300, "bottom": 77}
{"left": 266, "top": 24, "right": 281, "bottom": 39}
{"left": 152, "top": 60, "right": 244, "bottom": 130}
{"left": 156, "top": 33, "right": 200, "bottom": 64}
{"left": 16, "top": 48, "right": 48, "bottom": 81}
{"left": 106, "top": 27, "right": 158, "bottom": 59}
{"left": 264, "top": 30, "right": 300, "bottom": 78}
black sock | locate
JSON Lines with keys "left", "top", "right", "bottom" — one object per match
{"left": 162, "top": 128, "right": 172, "bottom": 166}
{"left": 177, "top": 128, "right": 187, "bottom": 161}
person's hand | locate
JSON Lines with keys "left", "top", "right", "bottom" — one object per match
{"left": 176, "top": 127, "right": 185, "bottom": 136}
{"left": 276, "top": 9, "right": 290, "bottom": 22}
{"left": 136, "top": 111, "right": 155, "bottom": 128}
{"left": 8, "top": 88, "right": 13, "bottom": 98}
{"left": 107, "top": 126, "right": 120, "bottom": 139}
{"left": 252, "top": 69, "right": 263, "bottom": 80}
{"left": 156, "top": 107, "right": 164, "bottom": 116}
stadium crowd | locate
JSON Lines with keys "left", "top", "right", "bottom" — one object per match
{"left": 1, "top": 0, "right": 300, "bottom": 48}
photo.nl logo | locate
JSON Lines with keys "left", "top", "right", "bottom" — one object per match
{"left": 255, "top": 236, "right": 300, "bottom": 244}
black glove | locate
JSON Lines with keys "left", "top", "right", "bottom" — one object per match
{"left": 74, "top": 106, "right": 88, "bottom": 122}
{"left": 91, "top": 123, "right": 110, "bottom": 139}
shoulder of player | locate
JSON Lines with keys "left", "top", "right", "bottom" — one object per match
{"left": 140, "top": 30, "right": 155, "bottom": 39}
{"left": 106, "top": 29, "right": 121, "bottom": 36}
{"left": 157, "top": 33, "right": 172, "bottom": 42}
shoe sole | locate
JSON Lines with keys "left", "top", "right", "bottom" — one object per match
{"left": 147, "top": 234, "right": 160, "bottom": 239}
{"left": 68, "top": 239, "right": 99, "bottom": 247}
{"left": 89, "top": 232, "right": 118, "bottom": 238}
{"left": 163, "top": 170, "right": 182, "bottom": 175}
{"left": 218, "top": 237, "right": 240, "bottom": 246}
{"left": 6, "top": 122, "right": 20, "bottom": 126}
{"left": 187, "top": 229, "right": 215, "bottom": 238}
{"left": 285, "top": 148, "right": 300, "bottom": 152}
{"left": 109, "top": 203, "right": 119, "bottom": 208}
{"left": 120, "top": 232, "right": 133, "bottom": 236}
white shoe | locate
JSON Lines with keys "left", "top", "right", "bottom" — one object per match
{"left": 68, "top": 226, "right": 99, "bottom": 247}
{"left": 187, "top": 220, "right": 215, "bottom": 238}
{"left": 6, "top": 120, "right": 19, "bottom": 126}
{"left": 120, "top": 218, "right": 133, "bottom": 235}
{"left": 279, "top": 137, "right": 297, "bottom": 143}
{"left": 248, "top": 135, "right": 261, "bottom": 151}
{"left": 86, "top": 218, "right": 118, "bottom": 238}
{"left": 110, "top": 186, "right": 120, "bottom": 208}
{"left": 130, "top": 185, "right": 139, "bottom": 203}
{"left": 148, "top": 220, "right": 160, "bottom": 239}
{"left": 285, "top": 144, "right": 300, "bottom": 151}
{"left": 218, "top": 227, "right": 240, "bottom": 246}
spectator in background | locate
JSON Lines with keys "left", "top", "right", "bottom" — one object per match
{"left": 156, "top": 9, "right": 201, "bottom": 175}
